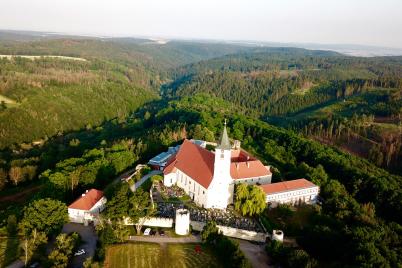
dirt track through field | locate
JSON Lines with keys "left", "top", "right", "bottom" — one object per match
{"left": 0, "top": 185, "right": 42, "bottom": 203}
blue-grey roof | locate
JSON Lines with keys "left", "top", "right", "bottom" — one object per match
{"left": 148, "top": 145, "right": 180, "bottom": 166}
{"left": 216, "top": 125, "right": 231, "bottom": 150}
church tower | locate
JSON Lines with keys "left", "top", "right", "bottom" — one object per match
{"left": 214, "top": 121, "right": 232, "bottom": 179}
{"left": 206, "top": 120, "right": 234, "bottom": 209}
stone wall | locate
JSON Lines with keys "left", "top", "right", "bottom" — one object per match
{"left": 124, "top": 217, "right": 173, "bottom": 228}
{"left": 190, "top": 221, "right": 267, "bottom": 242}
{"left": 123, "top": 218, "right": 267, "bottom": 242}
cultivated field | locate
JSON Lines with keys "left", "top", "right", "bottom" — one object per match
{"left": 104, "top": 242, "right": 222, "bottom": 268}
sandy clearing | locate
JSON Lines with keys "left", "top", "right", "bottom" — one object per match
{"left": 0, "top": 54, "right": 87, "bottom": 61}
{"left": 0, "top": 94, "right": 16, "bottom": 104}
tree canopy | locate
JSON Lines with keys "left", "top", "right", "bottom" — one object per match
{"left": 19, "top": 198, "right": 68, "bottom": 236}
{"left": 234, "top": 184, "right": 266, "bottom": 216}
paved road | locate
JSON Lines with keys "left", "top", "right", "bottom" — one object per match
{"left": 128, "top": 234, "right": 201, "bottom": 244}
{"left": 6, "top": 260, "right": 24, "bottom": 268}
{"left": 236, "top": 239, "right": 272, "bottom": 268}
{"left": 130, "top": 170, "right": 162, "bottom": 192}
{"left": 62, "top": 223, "right": 98, "bottom": 268}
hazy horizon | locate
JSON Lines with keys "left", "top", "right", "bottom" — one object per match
{"left": 1, "top": 0, "right": 402, "bottom": 49}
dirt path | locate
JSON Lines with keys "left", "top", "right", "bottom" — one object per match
{"left": 0, "top": 185, "right": 42, "bottom": 203}
{"left": 236, "top": 239, "right": 272, "bottom": 268}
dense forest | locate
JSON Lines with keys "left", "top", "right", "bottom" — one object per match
{"left": 162, "top": 49, "right": 402, "bottom": 174}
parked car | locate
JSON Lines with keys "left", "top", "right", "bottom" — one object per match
{"left": 29, "top": 262, "right": 39, "bottom": 268}
{"left": 150, "top": 230, "right": 156, "bottom": 236}
{"left": 74, "top": 249, "right": 86, "bottom": 256}
{"left": 159, "top": 230, "right": 165, "bottom": 236}
{"left": 143, "top": 228, "right": 151, "bottom": 236}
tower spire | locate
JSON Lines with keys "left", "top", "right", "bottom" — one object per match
{"left": 217, "top": 120, "right": 231, "bottom": 150}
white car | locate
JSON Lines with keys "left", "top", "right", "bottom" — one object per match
{"left": 143, "top": 228, "right": 151, "bottom": 236}
{"left": 74, "top": 249, "right": 86, "bottom": 256}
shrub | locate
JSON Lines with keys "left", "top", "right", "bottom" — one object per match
{"left": 201, "top": 221, "right": 251, "bottom": 268}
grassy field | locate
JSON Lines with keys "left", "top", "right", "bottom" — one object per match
{"left": 0, "top": 236, "right": 19, "bottom": 267}
{"left": 104, "top": 243, "right": 222, "bottom": 268}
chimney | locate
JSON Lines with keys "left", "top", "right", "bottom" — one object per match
{"left": 82, "top": 194, "right": 85, "bottom": 197}
{"left": 233, "top": 140, "right": 241, "bottom": 150}
{"left": 85, "top": 190, "right": 89, "bottom": 193}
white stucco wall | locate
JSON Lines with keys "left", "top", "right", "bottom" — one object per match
{"left": 233, "top": 174, "right": 272, "bottom": 185}
{"left": 164, "top": 172, "right": 176, "bottom": 187}
{"left": 191, "top": 221, "right": 267, "bottom": 242}
{"left": 207, "top": 148, "right": 233, "bottom": 209}
{"left": 266, "top": 186, "right": 319, "bottom": 207}
{"left": 68, "top": 196, "right": 107, "bottom": 223}
{"left": 175, "top": 209, "right": 190, "bottom": 235}
{"left": 175, "top": 169, "right": 208, "bottom": 208}
{"left": 124, "top": 216, "right": 174, "bottom": 227}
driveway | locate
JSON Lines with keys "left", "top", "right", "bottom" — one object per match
{"left": 236, "top": 239, "right": 272, "bottom": 268}
{"left": 62, "top": 223, "right": 98, "bottom": 268}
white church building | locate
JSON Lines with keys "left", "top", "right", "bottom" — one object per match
{"left": 163, "top": 123, "right": 272, "bottom": 209}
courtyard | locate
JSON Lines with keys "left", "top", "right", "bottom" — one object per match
{"left": 156, "top": 201, "right": 264, "bottom": 233}
{"left": 153, "top": 181, "right": 265, "bottom": 233}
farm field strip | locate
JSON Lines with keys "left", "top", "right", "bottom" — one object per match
{"left": 105, "top": 242, "right": 222, "bottom": 268}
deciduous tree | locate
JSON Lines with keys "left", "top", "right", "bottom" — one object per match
{"left": 235, "top": 184, "right": 266, "bottom": 216}
{"left": 19, "top": 198, "right": 68, "bottom": 236}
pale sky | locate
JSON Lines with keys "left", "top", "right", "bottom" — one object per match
{"left": 1, "top": 0, "right": 401, "bottom": 48}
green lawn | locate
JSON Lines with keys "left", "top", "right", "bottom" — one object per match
{"left": 0, "top": 236, "right": 19, "bottom": 267}
{"left": 264, "top": 204, "right": 317, "bottom": 236}
{"left": 105, "top": 243, "right": 222, "bottom": 268}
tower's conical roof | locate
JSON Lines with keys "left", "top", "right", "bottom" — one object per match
{"left": 217, "top": 122, "right": 231, "bottom": 150}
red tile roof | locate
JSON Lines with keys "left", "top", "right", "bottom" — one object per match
{"left": 231, "top": 149, "right": 256, "bottom": 162}
{"left": 163, "top": 159, "right": 177, "bottom": 175}
{"left": 260, "top": 179, "right": 318, "bottom": 195}
{"left": 164, "top": 139, "right": 215, "bottom": 188}
{"left": 68, "top": 189, "right": 104, "bottom": 210}
{"left": 230, "top": 161, "right": 271, "bottom": 180}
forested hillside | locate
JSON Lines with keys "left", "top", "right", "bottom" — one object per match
{"left": 163, "top": 49, "right": 402, "bottom": 174}
{"left": 0, "top": 37, "right": 253, "bottom": 148}
{"left": 0, "top": 56, "right": 157, "bottom": 148}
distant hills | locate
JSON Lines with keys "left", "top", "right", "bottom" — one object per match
{"left": 1, "top": 29, "right": 402, "bottom": 56}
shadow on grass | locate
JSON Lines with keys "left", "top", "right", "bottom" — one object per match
{"left": 2, "top": 235, "right": 19, "bottom": 267}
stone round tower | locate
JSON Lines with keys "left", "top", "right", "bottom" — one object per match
{"left": 175, "top": 209, "right": 190, "bottom": 235}
{"left": 272, "top": 230, "right": 284, "bottom": 242}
